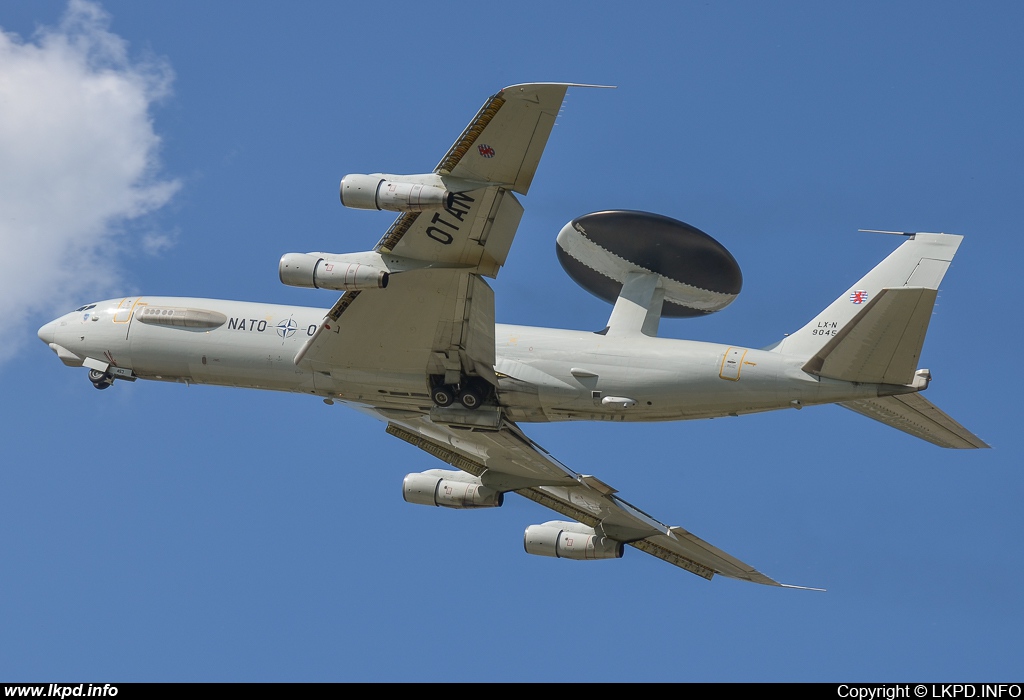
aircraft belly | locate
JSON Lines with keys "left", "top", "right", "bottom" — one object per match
{"left": 312, "top": 365, "right": 433, "bottom": 404}
{"left": 496, "top": 327, "right": 792, "bottom": 422}
{"left": 190, "top": 338, "right": 314, "bottom": 391}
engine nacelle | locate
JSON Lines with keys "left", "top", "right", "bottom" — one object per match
{"left": 340, "top": 174, "right": 453, "bottom": 212}
{"left": 524, "top": 521, "right": 624, "bottom": 561}
{"left": 279, "top": 253, "right": 389, "bottom": 291}
{"left": 402, "top": 469, "right": 503, "bottom": 509}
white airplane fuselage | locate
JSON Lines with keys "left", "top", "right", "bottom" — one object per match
{"left": 38, "top": 295, "right": 893, "bottom": 423}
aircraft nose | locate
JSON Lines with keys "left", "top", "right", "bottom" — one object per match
{"left": 37, "top": 319, "right": 58, "bottom": 345}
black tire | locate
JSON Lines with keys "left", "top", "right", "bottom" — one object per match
{"left": 88, "top": 369, "right": 114, "bottom": 389}
{"left": 432, "top": 385, "right": 455, "bottom": 407}
{"left": 458, "top": 388, "right": 481, "bottom": 410}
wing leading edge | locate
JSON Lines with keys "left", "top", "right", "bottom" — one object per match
{"left": 383, "top": 413, "right": 809, "bottom": 587}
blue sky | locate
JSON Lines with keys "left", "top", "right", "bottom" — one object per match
{"left": 2, "top": 0, "right": 1022, "bottom": 681}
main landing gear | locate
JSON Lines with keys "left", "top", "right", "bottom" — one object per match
{"left": 88, "top": 369, "right": 114, "bottom": 390}
{"left": 430, "top": 377, "right": 488, "bottom": 410}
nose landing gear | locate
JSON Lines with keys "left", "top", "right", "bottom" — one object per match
{"left": 88, "top": 369, "right": 114, "bottom": 390}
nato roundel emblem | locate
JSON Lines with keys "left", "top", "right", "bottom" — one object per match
{"left": 850, "top": 290, "right": 869, "bottom": 304}
{"left": 276, "top": 318, "right": 298, "bottom": 338}
{"left": 478, "top": 144, "right": 495, "bottom": 158}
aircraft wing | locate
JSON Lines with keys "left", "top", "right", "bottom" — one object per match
{"left": 376, "top": 82, "right": 574, "bottom": 263}
{"left": 380, "top": 412, "right": 796, "bottom": 586}
{"left": 295, "top": 84, "right": 576, "bottom": 388}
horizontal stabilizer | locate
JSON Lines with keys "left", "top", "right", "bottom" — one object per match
{"left": 839, "top": 392, "right": 989, "bottom": 449}
{"left": 803, "top": 287, "right": 936, "bottom": 385}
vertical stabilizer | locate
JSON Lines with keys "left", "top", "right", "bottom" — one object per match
{"left": 774, "top": 233, "right": 962, "bottom": 359}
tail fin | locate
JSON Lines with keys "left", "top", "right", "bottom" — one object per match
{"left": 802, "top": 286, "right": 937, "bottom": 385}
{"left": 774, "top": 233, "right": 963, "bottom": 367}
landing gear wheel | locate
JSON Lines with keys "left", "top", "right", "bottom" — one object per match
{"left": 458, "top": 387, "right": 482, "bottom": 410}
{"left": 431, "top": 385, "right": 455, "bottom": 407}
{"left": 88, "top": 369, "right": 114, "bottom": 390}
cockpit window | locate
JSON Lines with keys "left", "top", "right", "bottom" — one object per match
{"left": 73, "top": 304, "right": 97, "bottom": 312}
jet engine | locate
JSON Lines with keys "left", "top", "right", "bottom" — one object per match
{"left": 523, "top": 520, "right": 624, "bottom": 560}
{"left": 402, "top": 469, "right": 503, "bottom": 509}
{"left": 278, "top": 253, "right": 389, "bottom": 291}
{"left": 340, "top": 174, "right": 453, "bottom": 212}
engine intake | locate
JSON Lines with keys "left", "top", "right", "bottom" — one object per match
{"left": 403, "top": 470, "right": 503, "bottom": 509}
{"left": 341, "top": 174, "right": 453, "bottom": 212}
{"left": 524, "top": 521, "right": 624, "bottom": 561}
{"left": 279, "top": 253, "right": 389, "bottom": 291}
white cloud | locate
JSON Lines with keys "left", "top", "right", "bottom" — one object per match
{"left": 0, "top": 0, "right": 179, "bottom": 362}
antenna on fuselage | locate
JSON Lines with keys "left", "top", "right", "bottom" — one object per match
{"left": 858, "top": 229, "right": 945, "bottom": 236}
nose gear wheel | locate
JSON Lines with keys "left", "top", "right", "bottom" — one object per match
{"left": 88, "top": 369, "right": 114, "bottom": 390}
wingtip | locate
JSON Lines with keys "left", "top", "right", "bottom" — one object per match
{"left": 502, "top": 82, "right": 617, "bottom": 92}
{"left": 779, "top": 583, "right": 827, "bottom": 592}
{"left": 858, "top": 229, "right": 917, "bottom": 236}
